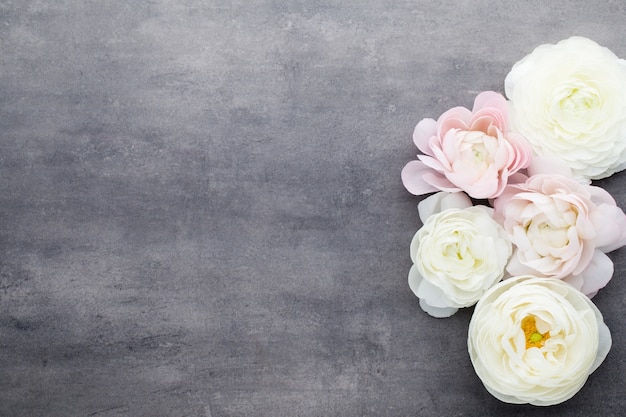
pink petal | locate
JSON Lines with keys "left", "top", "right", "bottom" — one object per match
{"left": 590, "top": 205, "right": 626, "bottom": 252}
{"left": 471, "top": 108, "right": 506, "bottom": 132}
{"left": 440, "top": 129, "right": 461, "bottom": 162}
{"left": 447, "top": 165, "right": 500, "bottom": 199}
{"left": 413, "top": 118, "right": 437, "bottom": 154}
{"left": 468, "top": 114, "right": 496, "bottom": 133}
{"left": 505, "top": 132, "right": 532, "bottom": 171}
{"left": 588, "top": 185, "right": 617, "bottom": 206}
{"left": 578, "top": 250, "right": 614, "bottom": 296}
{"left": 422, "top": 171, "right": 461, "bottom": 193}
{"left": 429, "top": 139, "right": 453, "bottom": 171}
{"left": 401, "top": 161, "right": 440, "bottom": 195}
{"left": 526, "top": 155, "right": 576, "bottom": 179}
{"left": 418, "top": 154, "right": 447, "bottom": 172}
{"left": 473, "top": 92, "right": 509, "bottom": 129}
{"left": 507, "top": 171, "right": 529, "bottom": 185}
{"left": 472, "top": 91, "right": 508, "bottom": 114}
{"left": 437, "top": 107, "right": 472, "bottom": 135}
{"left": 562, "top": 274, "right": 584, "bottom": 291}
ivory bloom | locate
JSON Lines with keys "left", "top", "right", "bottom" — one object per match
{"left": 468, "top": 276, "right": 612, "bottom": 406}
{"left": 493, "top": 174, "right": 626, "bottom": 297}
{"left": 505, "top": 36, "right": 626, "bottom": 180}
{"left": 408, "top": 192, "right": 511, "bottom": 318}
{"left": 401, "top": 91, "right": 531, "bottom": 199}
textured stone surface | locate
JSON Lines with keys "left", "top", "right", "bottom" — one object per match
{"left": 1, "top": 1, "right": 625, "bottom": 416}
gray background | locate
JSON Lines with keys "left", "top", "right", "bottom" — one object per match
{"left": 1, "top": 1, "right": 625, "bottom": 416}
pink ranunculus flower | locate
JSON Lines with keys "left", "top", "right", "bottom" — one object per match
{"left": 493, "top": 174, "right": 626, "bottom": 297}
{"left": 401, "top": 91, "right": 532, "bottom": 199}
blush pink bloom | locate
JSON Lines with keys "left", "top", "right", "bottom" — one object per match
{"left": 401, "top": 91, "right": 532, "bottom": 199}
{"left": 493, "top": 174, "right": 626, "bottom": 297}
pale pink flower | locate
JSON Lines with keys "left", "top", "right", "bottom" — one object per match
{"left": 493, "top": 174, "right": 626, "bottom": 297}
{"left": 402, "top": 91, "right": 532, "bottom": 199}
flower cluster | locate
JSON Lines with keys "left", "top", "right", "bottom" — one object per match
{"left": 402, "top": 36, "right": 626, "bottom": 406}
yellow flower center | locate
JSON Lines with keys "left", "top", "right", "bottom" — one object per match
{"left": 521, "top": 315, "right": 550, "bottom": 349}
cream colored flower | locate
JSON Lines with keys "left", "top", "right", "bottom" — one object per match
{"left": 409, "top": 192, "right": 511, "bottom": 318}
{"left": 505, "top": 36, "right": 626, "bottom": 180}
{"left": 468, "top": 276, "right": 612, "bottom": 406}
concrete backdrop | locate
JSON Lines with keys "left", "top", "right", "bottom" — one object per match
{"left": 1, "top": 1, "right": 624, "bottom": 416}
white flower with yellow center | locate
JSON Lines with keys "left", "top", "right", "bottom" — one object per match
{"left": 468, "top": 276, "right": 612, "bottom": 406}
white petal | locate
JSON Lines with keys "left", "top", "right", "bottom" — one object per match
{"left": 407, "top": 264, "right": 424, "bottom": 297}
{"left": 590, "top": 320, "right": 612, "bottom": 373}
{"left": 416, "top": 278, "right": 453, "bottom": 308}
{"left": 418, "top": 298, "right": 458, "bottom": 318}
{"left": 417, "top": 191, "right": 472, "bottom": 222}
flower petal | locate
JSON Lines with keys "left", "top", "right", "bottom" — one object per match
{"left": 417, "top": 191, "right": 472, "bottom": 222}
{"left": 413, "top": 118, "right": 437, "bottom": 154}
{"left": 590, "top": 204, "right": 626, "bottom": 252}
{"left": 590, "top": 320, "right": 612, "bottom": 373}
{"left": 473, "top": 90, "right": 509, "bottom": 115}
{"left": 419, "top": 298, "right": 458, "bottom": 318}
{"left": 578, "top": 251, "right": 614, "bottom": 296}
{"left": 408, "top": 263, "right": 424, "bottom": 296}
{"left": 415, "top": 277, "right": 451, "bottom": 308}
{"left": 506, "top": 249, "right": 540, "bottom": 276}
{"left": 401, "top": 160, "right": 440, "bottom": 195}
{"left": 526, "top": 155, "right": 576, "bottom": 179}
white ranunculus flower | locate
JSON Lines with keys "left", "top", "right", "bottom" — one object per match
{"left": 505, "top": 36, "right": 626, "bottom": 180}
{"left": 468, "top": 276, "right": 612, "bottom": 406}
{"left": 408, "top": 192, "right": 512, "bottom": 318}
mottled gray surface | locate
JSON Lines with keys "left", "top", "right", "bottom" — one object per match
{"left": 1, "top": 1, "right": 625, "bottom": 416}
